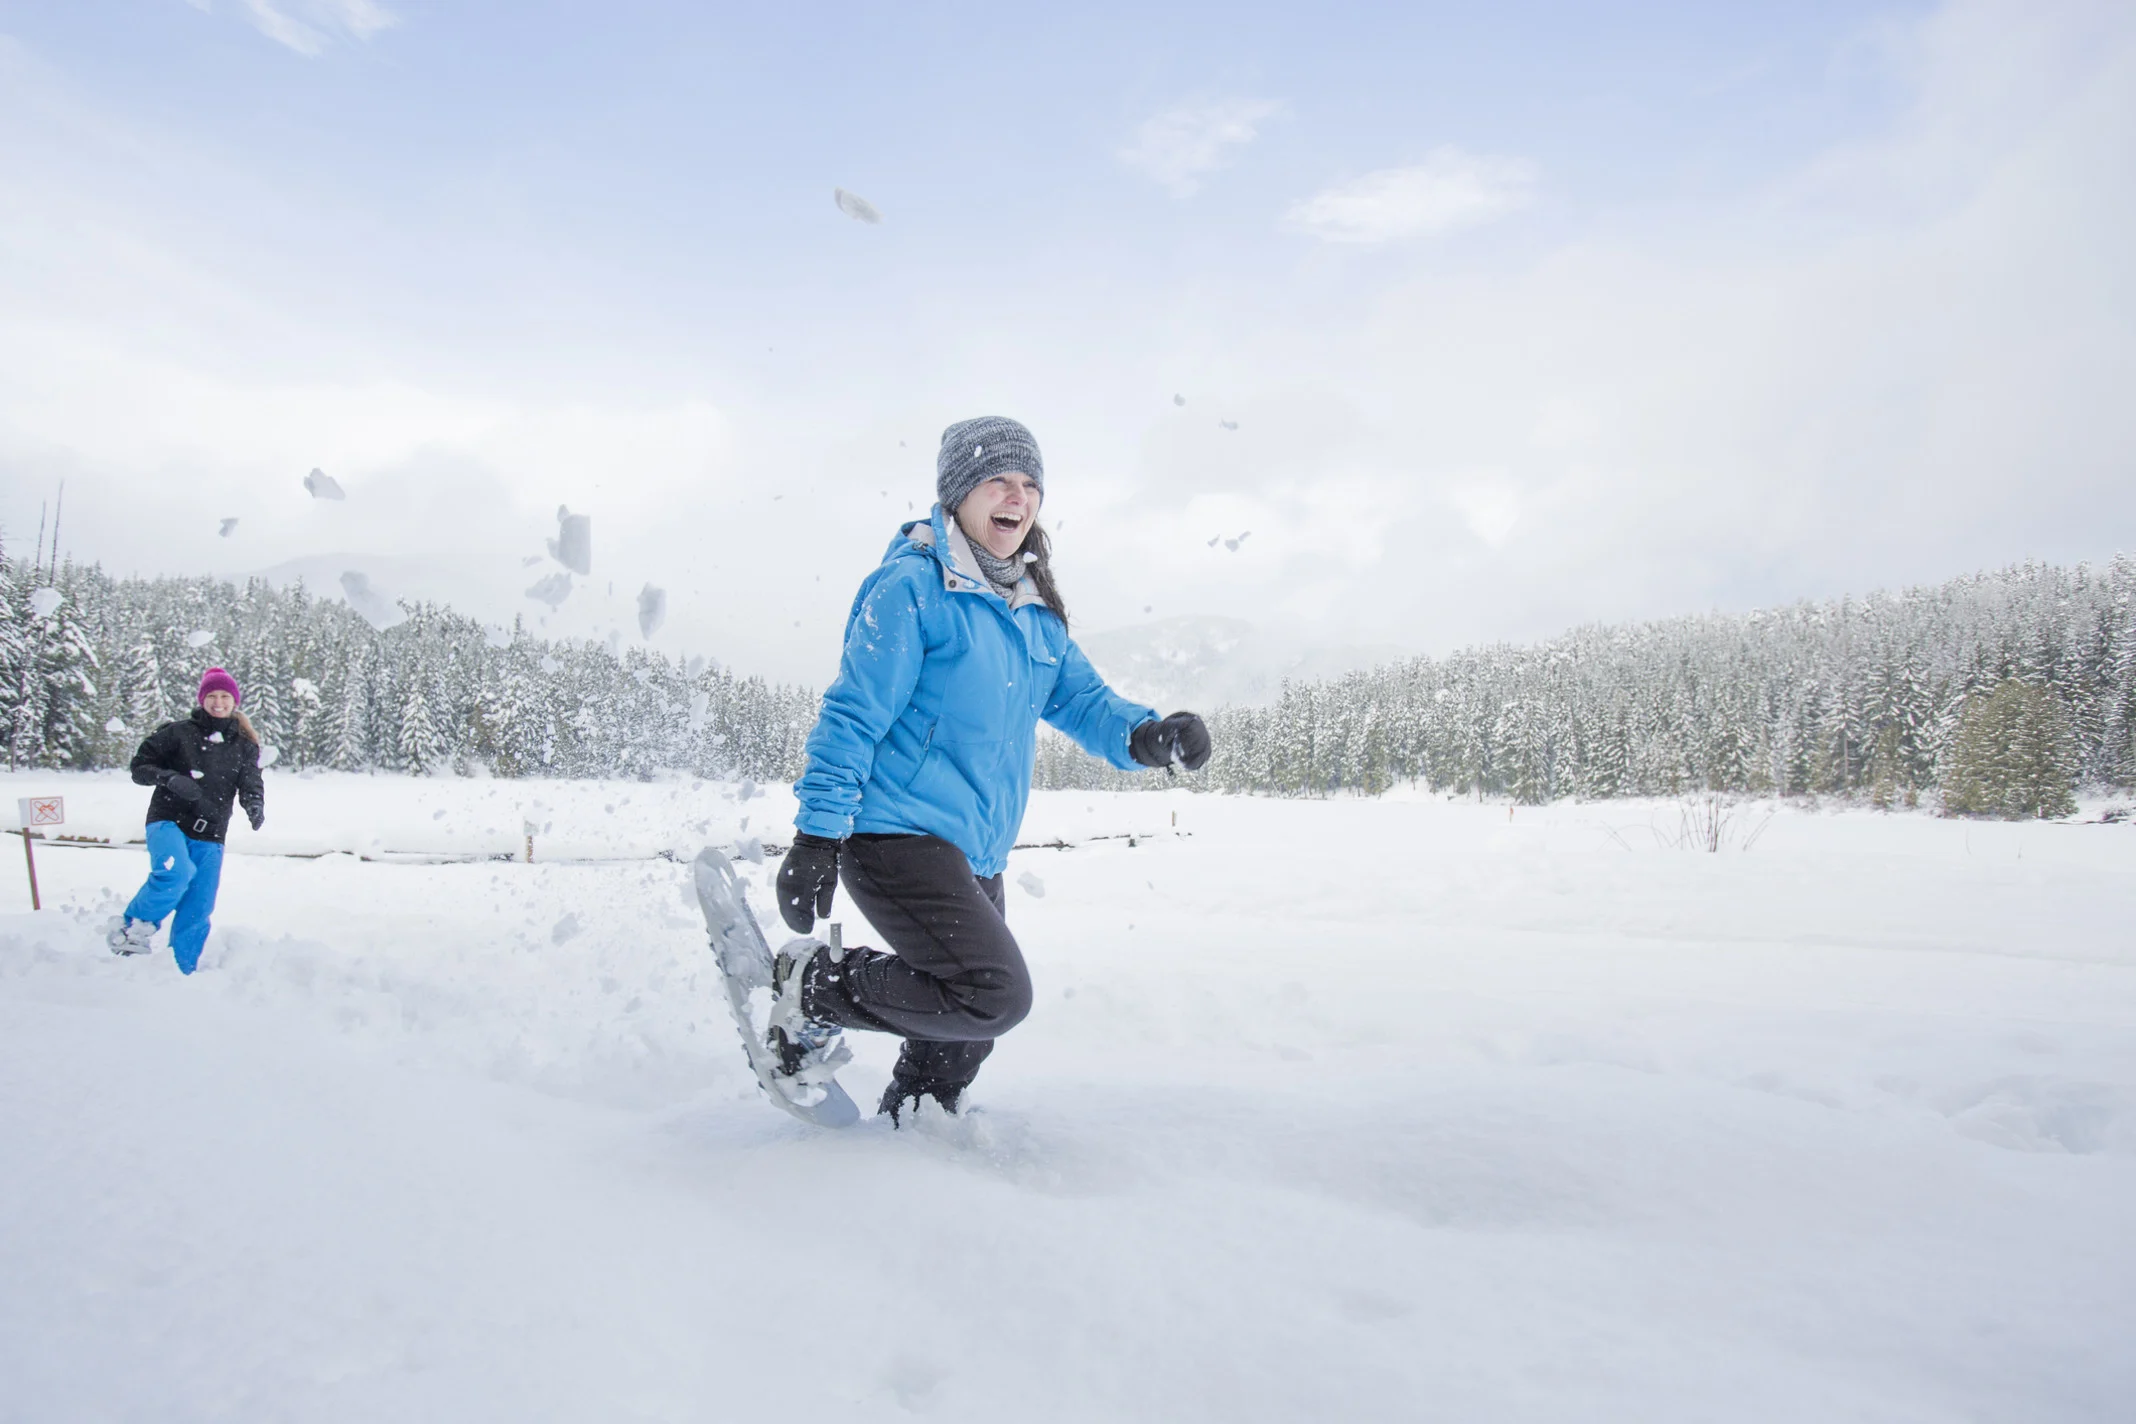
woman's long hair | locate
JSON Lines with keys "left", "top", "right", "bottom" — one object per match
{"left": 1019, "top": 522, "right": 1070, "bottom": 629}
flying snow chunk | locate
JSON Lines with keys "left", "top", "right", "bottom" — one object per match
{"left": 540, "top": 655, "right": 561, "bottom": 674}
{"left": 735, "top": 837, "right": 765, "bottom": 865}
{"left": 551, "top": 913, "right": 581, "bottom": 945}
{"left": 637, "top": 584, "right": 667, "bottom": 639}
{"left": 185, "top": 629, "right": 214, "bottom": 648}
{"left": 1219, "top": 420, "right": 1239, "bottom": 431}
{"left": 219, "top": 518, "right": 239, "bottom": 537}
{"left": 482, "top": 623, "right": 513, "bottom": 649}
{"left": 833, "top": 187, "right": 882, "bottom": 224}
{"left": 105, "top": 717, "right": 127, "bottom": 734}
{"left": 1018, "top": 871, "right": 1046, "bottom": 898}
{"left": 1224, "top": 531, "right": 1253, "bottom": 552}
{"left": 687, "top": 689, "right": 710, "bottom": 731}
{"left": 27, "top": 587, "right": 62, "bottom": 619}
{"left": 1173, "top": 394, "right": 1186, "bottom": 407}
{"left": 339, "top": 570, "right": 406, "bottom": 630}
{"left": 525, "top": 572, "right": 573, "bottom": 610}
{"left": 304, "top": 468, "right": 346, "bottom": 500}
{"left": 258, "top": 744, "right": 281, "bottom": 768}
{"left": 548, "top": 508, "right": 592, "bottom": 576}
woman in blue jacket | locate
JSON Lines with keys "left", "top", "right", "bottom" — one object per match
{"left": 776, "top": 416, "right": 1210, "bottom": 1122}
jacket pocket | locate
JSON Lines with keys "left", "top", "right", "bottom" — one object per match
{"left": 883, "top": 718, "right": 938, "bottom": 790}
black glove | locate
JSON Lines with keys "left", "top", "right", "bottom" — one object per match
{"left": 166, "top": 772, "right": 204, "bottom": 804}
{"left": 776, "top": 832, "right": 842, "bottom": 933}
{"left": 1130, "top": 711, "right": 1212, "bottom": 771}
{"left": 248, "top": 807, "right": 265, "bottom": 832}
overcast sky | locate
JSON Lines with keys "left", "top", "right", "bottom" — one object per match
{"left": 2, "top": 0, "right": 2131, "bottom": 685}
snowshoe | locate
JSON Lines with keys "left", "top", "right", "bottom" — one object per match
{"left": 691, "top": 847, "right": 860, "bottom": 1128}
{"left": 105, "top": 917, "right": 155, "bottom": 956}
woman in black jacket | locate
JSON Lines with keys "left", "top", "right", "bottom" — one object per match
{"left": 106, "top": 667, "right": 266, "bottom": 973}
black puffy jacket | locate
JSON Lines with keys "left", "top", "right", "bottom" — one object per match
{"left": 131, "top": 708, "right": 266, "bottom": 843}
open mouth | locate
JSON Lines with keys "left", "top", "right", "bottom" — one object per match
{"left": 990, "top": 512, "right": 1025, "bottom": 534}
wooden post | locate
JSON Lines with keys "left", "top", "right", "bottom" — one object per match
{"left": 19, "top": 830, "right": 40, "bottom": 912}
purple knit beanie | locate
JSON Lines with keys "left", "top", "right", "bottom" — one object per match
{"left": 197, "top": 667, "right": 241, "bottom": 707}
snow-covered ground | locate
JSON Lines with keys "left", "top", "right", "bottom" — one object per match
{"left": 3, "top": 770, "right": 2133, "bottom": 1421}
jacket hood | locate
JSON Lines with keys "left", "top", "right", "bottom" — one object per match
{"left": 889, "top": 505, "right": 1047, "bottom": 613}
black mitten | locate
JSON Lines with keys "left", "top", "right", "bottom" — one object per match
{"left": 776, "top": 833, "right": 842, "bottom": 933}
{"left": 1129, "top": 712, "right": 1212, "bottom": 771}
{"left": 167, "top": 772, "right": 204, "bottom": 804}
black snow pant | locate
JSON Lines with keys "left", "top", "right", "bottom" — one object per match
{"left": 804, "top": 832, "right": 1033, "bottom": 1106}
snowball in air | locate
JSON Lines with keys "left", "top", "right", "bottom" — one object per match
{"left": 340, "top": 571, "right": 406, "bottom": 630}
{"left": 525, "top": 572, "right": 573, "bottom": 610}
{"left": 833, "top": 188, "right": 883, "bottom": 223}
{"left": 637, "top": 584, "right": 667, "bottom": 638}
{"left": 547, "top": 509, "right": 592, "bottom": 576}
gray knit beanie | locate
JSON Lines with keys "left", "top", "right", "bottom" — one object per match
{"left": 936, "top": 416, "right": 1044, "bottom": 513}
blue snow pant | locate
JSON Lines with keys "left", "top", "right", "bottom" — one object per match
{"left": 124, "top": 821, "right": 225, "bottom": 975}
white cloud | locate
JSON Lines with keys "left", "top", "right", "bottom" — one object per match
{"left": 1119, "top": 98, "right": 1284, "bottom": 197}
{"left": 224, "top": 0, "right": 398, "bottom": 57}
{"left": 1285, "top": 147, "right": 1536, "bottom": 244}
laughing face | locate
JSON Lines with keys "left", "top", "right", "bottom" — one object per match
{"left": 954, "top": 471, "right": 1042, "bottom": 560}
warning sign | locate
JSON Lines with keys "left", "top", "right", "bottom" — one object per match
{"left": 17, "top": 797, "right": 63, "bottom": 828}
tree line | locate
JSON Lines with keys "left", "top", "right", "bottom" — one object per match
{"left": 6, "top": 541, "right": 2131, "bottom": 811}
{"left": 1037, "top": 555, "right": 2135, "bottom": 811}
{"left": 0, "top": 542, "right": 816, "bottom": 783}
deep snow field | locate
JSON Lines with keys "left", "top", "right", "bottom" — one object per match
{"left": 3, "top": 769, "right": 2133, "bottom": 1423}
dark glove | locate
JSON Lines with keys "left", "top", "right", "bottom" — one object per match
{"left": 166, "top": 772, "right": 204, "bottom": 804}
{"left": 1130, "top": 711, "right": 1211, "bottom": 771}
{"left": 247, "top": 807, "right": 265, "bottom": 832}
{"left": 776, "top": 832, "right": 842, "bottom": 933}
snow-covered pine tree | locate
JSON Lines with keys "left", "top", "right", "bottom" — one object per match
{"left": 397, "top": 674, "right": 447, "bottom": 774}
{"left": 332, "top": 643, "right": 373, "bottom": 771}
{"left": 1937, "top": 680, "right": 2077, "bottom": 819}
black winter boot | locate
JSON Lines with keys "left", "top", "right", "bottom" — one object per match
{"left": 767, "top": 941, "right": 851, "bottom": 1081}
{"left": 875, "top": 1039, "right": 994, "bottom": 1125}
{"left": 878, "top": 1080, "right": 965, "bottom": 1126}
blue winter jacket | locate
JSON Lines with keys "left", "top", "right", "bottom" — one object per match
{"left": 794, "top": 507, "right": 1156, "bottom": 877}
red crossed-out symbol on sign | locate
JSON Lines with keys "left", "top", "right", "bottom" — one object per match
{"left": 27, "top": 798, "right": 63, "bottom": 825}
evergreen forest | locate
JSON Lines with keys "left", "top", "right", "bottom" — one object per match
{"left": 5, "top": 542, "right": 2131, "bottom": 811}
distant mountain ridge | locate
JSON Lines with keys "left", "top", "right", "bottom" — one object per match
{"left": 1077, "top": 615, "right": 1411, "bottom": 710}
